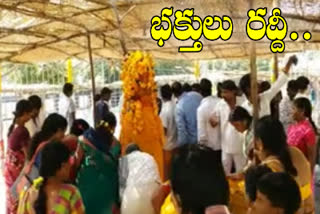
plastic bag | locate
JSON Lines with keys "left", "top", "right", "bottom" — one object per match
{"left": 121, "top": 181, "right": 159, "bottom": 214}
{"left": 161, "top": 194, "right": 178, "bottom": 214}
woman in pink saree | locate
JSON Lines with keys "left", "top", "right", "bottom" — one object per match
{"left": 4, "top": 100, "right": 33, "bottom": 214}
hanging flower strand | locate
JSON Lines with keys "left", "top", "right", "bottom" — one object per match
{"left": 120, "top": 51, "right": 158, "bottom": 135}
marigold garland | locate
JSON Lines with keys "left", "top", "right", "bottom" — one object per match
{"left": 120, "top": 51, "right": 158, "bottom": 135}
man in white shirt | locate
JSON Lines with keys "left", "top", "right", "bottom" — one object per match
{"left": 159, "top": 84, "right": 177, "bottom": 179}
{"left": 279, "top": 80, "right": 299, "bottom": 131}
{"left": 197, "top": 78, "right": 221, "bottom": 155}
{"left": 25, "top": 95, "right": 46, "bottom": 137}
{"left": 119, "top": 144, "right": 160, "bottom": 214}
{"left": 59, "top": 83, "right": 76, "bottom": 130}
{"left": 239, "top": 55, "right": 297, "bottom": 118}
{"left": 210, "top": 80, "right": 246, "bottom": 174}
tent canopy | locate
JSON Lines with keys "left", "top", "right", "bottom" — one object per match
{"left": 0, "top": 0, "right": 320, "bottom": 63}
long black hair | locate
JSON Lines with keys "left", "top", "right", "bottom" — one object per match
{"left": 34, "top": 142, "right": 71, "bottom": 214}
{"left": 28, "top": 113, "right": 67, "bottom": 160}
{"left": 170, "top": 144, "right": 229, "bottom": 214}
{"left": 294, "top": 97, "right": 318, "bottom": 134}
{"left": 255, "top": 116, "right": 297, "bottom": 176}
{"left": 8, "top": 99, "right": 33, "bottom": 137}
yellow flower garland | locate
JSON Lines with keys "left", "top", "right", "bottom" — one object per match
{"left": 121, "top": 51, "right": 158, "bottom": 134}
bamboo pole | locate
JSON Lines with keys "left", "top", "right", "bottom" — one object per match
{"left": 250, "top": 42, "right": 259, "bottom": 123}
{"left": 87, "top": 34, "right": 97, "bottom": 127}
{"left": 273, "top": 54, "right": 279, "bottom": 80}
{"left": 272, "top": 53, "right": 280, "bottom": 120}
{"left": 250, "top": 0, "right": 259, "bottom": 123}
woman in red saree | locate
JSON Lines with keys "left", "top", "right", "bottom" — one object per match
{"left": 4, "top": 100, "right": 33, "bottom": 214}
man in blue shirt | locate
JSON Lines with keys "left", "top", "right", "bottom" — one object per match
{"left": 172, "top": 82, "right": 202, "bottom": 146}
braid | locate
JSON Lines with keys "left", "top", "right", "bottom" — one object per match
{"left": 294, "top": 98, "right": 318, "bottom": 134}
{"left": 8, "top": 116, "right": 16, "bottom": 137}
{"left": 308, "top": 115, "right": 318, "bottom": 134}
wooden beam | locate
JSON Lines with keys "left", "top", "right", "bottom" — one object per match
{"left": 1, "top": 33, "right": 85, "bottom": 62}
{"left": 284, "top": 13, "right": 320, "bottom": 25}
{"left": 0, "top": 27, "right": 51, "bottom": 38}
{"left": 0, "top": 3, "right": 88, "bottom": 30}
{"left": 123, "top": 39, "right": 320, "bottom": 51}
{"left": 111, "top": 3, "right": 128, "bottom": 56}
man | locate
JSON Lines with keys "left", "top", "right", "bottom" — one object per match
{"left": 239, "top": 55, "right": 297, "bottom": 118}
{"left": 160, "top": 84, "right": 177, "bottom": 151}
{"left": 119, "top": 144, "right": 160, "bottom": 214}
{"left": 191, "top": 83, "right": 201, "bottom": 94}
{"left": 172, "top": 81, "right": 202, "bottom": 146}
{"left": 249, "top": 172, "right": 301, "bottom": 214}
{"left": 279, "top": 80, "right": 299, "bottom": 131}
{"left": 210, "top": 80, "right": 245, "bottom": 174}
{"left": 152, "top": 144, "right": 230, "bottom": 214}
{"left": 95, "top": 87, "right": 112, "bottom": 125}
{"left": 197, "top": 78, "right": 221, "bottom": 156}
{"left": 59, "top": 83, "right": 76, "bottom": 130}
{"left": 182, "top": 83, "right": 192, "bottom": 93}
{"left": 159, "top": 84, "right": 177, "bottom": 179}
{"left": 259, "top": 81, "right": 271, "bottom": 93}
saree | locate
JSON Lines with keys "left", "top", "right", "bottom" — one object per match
{"left": 262, "top": 147, "right": 314, "bottom": 214}
{"left": 76, "top": 137, "right": 119, "bottom": 214}
{"left": 5, "top": 149, "right": 26, "bottom": 214}
{"left": 18, "top": 183, "right": 85, "bottom": 214}
{"left": 5, "top": 126, "right": 30, "bottom": 214}
{"left": 229, "top": 146, "right": 314, "bottom": 214}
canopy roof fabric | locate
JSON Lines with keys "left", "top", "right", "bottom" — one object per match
{"left": 0, "top": 0, "right": 320, "bottom": 62}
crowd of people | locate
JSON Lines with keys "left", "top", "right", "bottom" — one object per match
{"left": 3, "top": 55, "right": 319, "bottom": 214}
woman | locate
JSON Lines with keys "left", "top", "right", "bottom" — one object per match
{"left": 76, "top": 116, "right": 119, "bottom": 214}
{"left": 25, "top": 95, "right": 45, "bottom": 138}
{"left": 62, "top": 119, "right": 90, "bottom": 152}
{"left": 102, "top": 111, "right": 121, "bottom": 158}
{"left": 28, "top": 113, "right": 68, "bottom": 168}
{"left": 17, "top": 142, "right": 85, "bottom": 214}
{"left": 229, "top": 106, "right": 254, "bottom": 161}
{"left": 254, "top": 116, "right": 314, "bottom": 214}
{"left": 5, "top": 100, "right": 33, "bottom": 214}
{"left": 287, "top": 97, "right": 317, "bottom": 173}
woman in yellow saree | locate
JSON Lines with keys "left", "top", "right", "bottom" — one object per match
{"left": 228, "top": 116, "right": 314, "bottom": 214}
{"left": 252, "top": 116, "right": 314, "bottom": 214}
